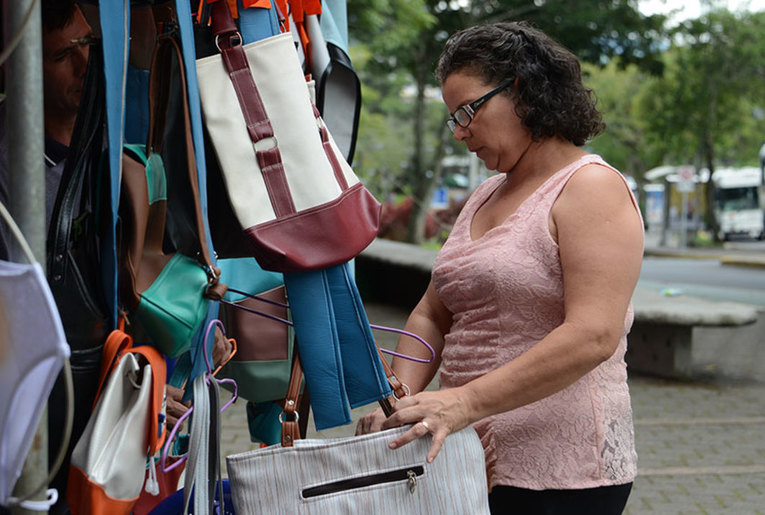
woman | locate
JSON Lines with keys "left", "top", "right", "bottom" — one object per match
{"left": 357, "top": 22, "right": 643, "bottom": 514}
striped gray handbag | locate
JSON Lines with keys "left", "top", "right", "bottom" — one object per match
{"left": 225, "top": 354, "right": 490, "bottom": 514}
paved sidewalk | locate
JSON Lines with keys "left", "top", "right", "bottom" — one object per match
{"left": 219, "top": 301, "right": 765, "bottom": 514}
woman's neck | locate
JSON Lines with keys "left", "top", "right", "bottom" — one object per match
{"left": 504, "top": 137, "right": 586, "bottom": 188}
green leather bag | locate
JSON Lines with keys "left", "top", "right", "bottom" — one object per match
{"left": 133, "top": 253, "right": 211, "bottom": 357}
{"left": 120, "top": 145, "right": 214, "bottom": 357}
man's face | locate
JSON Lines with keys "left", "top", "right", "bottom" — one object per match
{"left": 42, "top": 7, "right": 93, "bottom": 122}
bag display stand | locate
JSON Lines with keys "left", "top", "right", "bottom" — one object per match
{"left": 3, "top": 2, "right": 491, "bottom": 513}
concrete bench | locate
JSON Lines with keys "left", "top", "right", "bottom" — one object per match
{"left": 627, "top": 289, "right": 758, "bottom": 378}
{"left": 357, "top": 238, "right": 760, "bottom": 379}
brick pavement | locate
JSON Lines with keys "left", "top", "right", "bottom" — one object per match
{"left": 218, "top": 301, "right": 765, "bottom": 514}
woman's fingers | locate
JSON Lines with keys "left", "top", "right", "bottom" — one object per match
{"left": 387, "top": 419, "right": 447, "bottom": 463}
{"left": 355, "top": 406, "right": 387, "bottom": 435}
{"left": 165, "top": 385, "right": 190, "bottom": 430}
{"left": 212, "top": 327, "right": 233, "bottom": 366}
{"left": 377, "top": 389, "right": 471, "bottom": 462}
{"left": 426, "top": 430, "right": 447, "bottom": 463}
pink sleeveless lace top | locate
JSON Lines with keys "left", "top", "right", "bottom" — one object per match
{"left": 433, "top": 154, "right": 639, "bottom": 490}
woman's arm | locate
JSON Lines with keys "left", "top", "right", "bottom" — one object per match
{"left": 356, "top": 280, "right": 452, "bottom": 434}
{"left": 389, "top": 280, "right": 452, "bottom": 393}
{"left": 383, "top": 164, "right": 644, "bottom": 461}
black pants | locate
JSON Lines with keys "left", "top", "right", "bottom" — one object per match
{"left": 489, "top": 482, "right": 633, "bottom": 515}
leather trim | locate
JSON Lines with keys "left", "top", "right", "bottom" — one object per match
{"left": 217, "top": 28, "right": 298, "bottom": 219}
{"left": 258, "top": 147, "right": 296, "bottom": 217}
{"left": 211, "top": 0, "right": 239, "bottom": 37}
{"left": 244, "top": 183, "right": 381, "bottom": 272}
{"left": 66, "top": 465, "right": 139, "bottom": 515}
{"left": 281, "top": 350, "right": 303, "bottom": 447}
{"left": 314, "top": 104, "right": 348, "bottom": 190}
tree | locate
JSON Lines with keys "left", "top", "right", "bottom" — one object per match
{"left": 584, "top": 62, "right": 659, "bottom": 179}
{"left": 642, "top": 10, "right": 765, "bottom": 239}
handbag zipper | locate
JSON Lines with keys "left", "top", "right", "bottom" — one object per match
{"left": 301, "top": 465, "right": 425, "bottom": 499}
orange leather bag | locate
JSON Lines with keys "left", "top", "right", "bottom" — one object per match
{"left": 65, "top": 324, "right": 167, "bottom": 515}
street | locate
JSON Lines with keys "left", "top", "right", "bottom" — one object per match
{"left": 639, "top": 257, "right": 765, "bottom": 306}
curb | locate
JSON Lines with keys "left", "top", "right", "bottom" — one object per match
{"left": 644, "top": 250, "right": 717, "bottom": 260}
{"left": 644, "top": 248, "right": 765, "bottom": 268}
{"left": 720, "top": 255, "right": 765, "bottom": 268}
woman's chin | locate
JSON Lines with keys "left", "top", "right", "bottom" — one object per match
{"left": 477, "top": 151, "right": 498, "bottom": 171}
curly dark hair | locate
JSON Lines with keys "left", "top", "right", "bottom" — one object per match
{"left": 435, "top": 22, "right": 604, "bottom": 146}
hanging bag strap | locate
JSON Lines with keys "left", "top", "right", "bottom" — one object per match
{"left": 280, "top": 345, "right": 407, "bottom": 448}
{"left": 210, "top": 0, "right": 296, "bottom": 217}
{"left": 93, "top": 320, "right": 134, "bottom": 403}
{"left": 147, "top": 35, "right": 226, "bottom": 300}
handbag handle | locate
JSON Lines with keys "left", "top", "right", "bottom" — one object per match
{"left": 93, "top": 317, "right": 134, "bottom": 405}
{"left": 279, "top": 344, "right": 408, "bottom": 448}
{"left": 161, "top": 319, "right": 239, "bottom": 473}
{"left": 146, "top": 35, "right": 226, "bottom": 300}
{"left": 46, "top": 43, "right": 105, "bottom": 284}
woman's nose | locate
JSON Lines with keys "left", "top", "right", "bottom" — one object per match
{"left": 452, "top": 125, "right": 470, "bottom": 142}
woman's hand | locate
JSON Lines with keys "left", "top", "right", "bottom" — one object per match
{"left": 355, "top": 406, "right": 388, "bottom": 436}
{"left": 212, "top": 326, "right": 233, "bottom": 368}
{"left": 166, "top": 385, "right": 190, "bottom": 431}
{"left": 380, "top": 388, "right": 474, "bottom": 463}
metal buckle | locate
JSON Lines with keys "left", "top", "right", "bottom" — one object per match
{"left": 215, "top": 32, "right": 242, "bottom": 52}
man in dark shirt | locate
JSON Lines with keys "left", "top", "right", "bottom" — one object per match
{"left": 0, "top": 0, "right": 93, "bottom": 259}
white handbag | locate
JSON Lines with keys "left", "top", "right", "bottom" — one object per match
{"left": 195, "top": 1, "right": 380, "bottom": 273}
{"left": 225, "top": 353, "right": 490, "bottom": 514}
{"left": 226, "top": 425, "right": 490, "bottom": 514}
{"left": 66, "top": 330, "right": 166, "bottom": 514}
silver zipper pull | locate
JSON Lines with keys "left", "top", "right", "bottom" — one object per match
{"left": 407, "top": 470, "right": 417, "bottom": 494}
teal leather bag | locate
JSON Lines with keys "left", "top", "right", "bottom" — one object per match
{"left": 120, "top": 145, "right": 215, "bottom": 357}
{"left": 133, "top": 253, "right": 211, "bottom": 357}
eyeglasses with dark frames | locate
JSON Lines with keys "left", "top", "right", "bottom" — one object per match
{"left": 446, "top": 79, "right": 514, "bottom": 133}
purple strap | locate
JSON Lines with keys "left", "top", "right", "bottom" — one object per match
{"left": 222, "top": 289, "right": 436, "bottom": 363}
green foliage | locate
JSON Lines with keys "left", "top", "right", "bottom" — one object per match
{"left": 351, "top": 0, "right": 669, "bottom": 243}
{"left": 584, "top": 62, "right": 660, "bottom": 180}
{"left": 488, "top": 0, "right": 668, "bottom": 73}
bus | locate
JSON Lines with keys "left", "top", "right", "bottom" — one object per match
{"left": 712, "top": 167, "right": 764, "bottom": 240}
